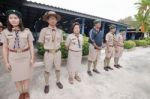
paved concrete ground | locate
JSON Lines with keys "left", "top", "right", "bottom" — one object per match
{"left": 0, "top": 47, "right": 150, "bottom": 99}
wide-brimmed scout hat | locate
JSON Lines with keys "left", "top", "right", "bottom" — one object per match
{"left": 109, "top": 24, "right": 116, "bottom": 29}
{"left": 5, "top": 9, "right": 22, "bottom": 18}
{"left": 93, "top": 19, "right": 101, "bottom": 25}
{"left": 43, "top": 11, "right": 61, "bottom": 21}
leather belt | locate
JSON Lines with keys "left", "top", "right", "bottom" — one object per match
{"left": 69, "top": 49, "right": 82, "bottom": 52}
{"left": 108, "top": 45, "right": 114, "bottom": 47}
{"left": 45, "top": 48, "right": 60, "bottom": 53}
{"left": 9, "top": 47, "right": 30, "bottom": 53}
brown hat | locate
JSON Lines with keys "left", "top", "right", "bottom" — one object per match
{"left": 43, "top": 11, "right": 61, "bottom": 21}
{"left": 0, "top": 22, "right": 4, "bottom": 28}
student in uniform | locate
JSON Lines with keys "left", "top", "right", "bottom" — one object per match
{"left": 2, "top": 10, "right": 35, "bottom": 99}
{"left": 65, "top": 22, "right": 83, "bottom": 84}
{"left": 87, "top": 19, "right": 104, "bottom": 76}
{"left": 104, "top": 24, "right": 116, "bottom": 71}
{"left": 114, "top": 29, "right": 126, "bottom": 68}
{"left": 38, "top": 11, "right": 63, "bottom": 94}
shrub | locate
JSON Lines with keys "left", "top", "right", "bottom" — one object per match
{"left": 145, "top": 38, "right": 150, "bottom": 45}
{"left": 124, "top": 40, "right": 136, "bottom": 49}
{"left": 134, "top": 40, "right": 148, "bottom": 47}
{"left": 82, "top": 36, "right": 89, "bottom": 56}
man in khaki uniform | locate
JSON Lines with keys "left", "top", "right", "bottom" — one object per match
{"left": 87, "top": 19, "right": 104, "bottom": 76}
{"left": 38, "top": 11, "right": 63, "bottom": 94}
{"left": 104, "top": 24, "right": 117, "bottom": 71}
{"left": 114, "top": 29, "right": 126, "bottom": 68}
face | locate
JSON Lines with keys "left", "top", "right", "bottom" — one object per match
{"left": 73, "top": 25, "right": 80, "bottom": 34}
{"left": 121, "top": 31, "right": 126, "bottom": 36}
{"left": 95, "top": 23, "right": 101, "bottom": 29}
{"left": 111, "top": 28, "right": 116, "bottom": 33}
{"left": 47, "top": 16, "right": 57, "bottom": 27}
{"left": 8, "top": 14, "right": 20, "bottom": 27}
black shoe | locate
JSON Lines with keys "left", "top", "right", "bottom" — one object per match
{"left": 56, "top": 82, "right": 63, "bottom": 89}
{"left": 117, "top": 64, "right": 122, "bottom": 68}
{"left": 87, "top": 71, "right": 93, "bottom": 76}
{"left": 114, "top": 65, "right": 120, "bottom": 68}
{"left": 104, "top": 67, "right": 109, "bottom": 71}
{"left": 107, "top": 66, "right": 113, "bottom": 70}
{"left": 44, "top": 85, "right": 49, "bottom": 94}
{"left": 93, "top": 69, "right": 100, "bottom": 74}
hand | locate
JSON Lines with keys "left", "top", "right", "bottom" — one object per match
{"left": 30, "top": 58, "right": 35, "bottom": 66}
{"left": 5, "top": 63, "right": 11, "bottom": 72}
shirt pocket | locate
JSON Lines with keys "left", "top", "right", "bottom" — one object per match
{"left": 20, "top": 33, "right": 28, "bottom": 44}
{"left": 71, "top": 38, "right": 77, "bottom": 45}
{"left": 45, "top": 34, "right": 52, "bottom": 43}
{"left": 56, "top": 35, "right": 62, "bottom": 43}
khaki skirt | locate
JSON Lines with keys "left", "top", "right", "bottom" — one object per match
{"left": 8, "top": 51, "right": 32, "bottom": 82}
{"left": 67, "top": 50, "right": 82, "bottom": 76}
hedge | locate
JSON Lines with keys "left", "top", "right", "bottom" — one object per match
{"left": 145, "top": 38, "right": 150, "bottom": 45}
{"left": 134, "top": 40, "right": 148, "bottom": 47}
{"left": 124, "top": 40, "right": 136, "bottom": 49}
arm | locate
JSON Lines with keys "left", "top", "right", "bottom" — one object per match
{"left": 2, "top": 32, "right": 11, "bottom": 71}
{"left": 89, "top": 30, "right": 99, "bottom": 48}
{"left": 28, "top": 30, "right": 35, "bottom": 65}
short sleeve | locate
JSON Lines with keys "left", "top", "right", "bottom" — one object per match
{"left": 105, "top": 34, "right": 109, "bottom": 41}
{"left": 38, "top": 28, "right": 45, "bottom": 43}
{"left": 65, "top": 35, "right": 71, "bottom": 47}
{"left": 1, "top": 30, "right": 8, "bottom": 44}
{"left": 28, "top": 30, "right": 34, "bottom": 43}
{"left": 59, "top": 29, "right": 64, "bottom": 42}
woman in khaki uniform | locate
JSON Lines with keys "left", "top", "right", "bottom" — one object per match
{"left": 38, "top": 11, "right": 63, "bottom": 94}
{"left": 2, "top": 10, "right": 34, "bottom": 99}
{"left": 65, "top": 22, "right": 83, "bottom": 84}
{"left": 104, "top": 24, "right": 116, "bottom": 71}
{"left": 114, "top": 29, "right": 126, "bottom": 68}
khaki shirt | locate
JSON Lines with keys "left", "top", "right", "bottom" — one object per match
{"left": 2, "top": 28, "right": 34, "bottom": 49}
{"left": 38, "top": 27, "right": 63, "bottom": 50}
{"left": 116, "top": 34, "right": 124, "bottom": 46}
{"left": 105, "top": 32, "right": 116, "bottom": 46}
{"left": 65, "top": 34, "right": 83, "bottom": 51}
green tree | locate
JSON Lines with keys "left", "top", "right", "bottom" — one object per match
{"left": 135, "top": 0, "right": 150, "bottom": 34}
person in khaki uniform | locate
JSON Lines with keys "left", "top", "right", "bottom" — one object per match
{"left": 2, "top": 10, "right": 35, "bottom": 99}
{"left": 104, "top": 24, "right": 116, "bottom": 71}
{"left": 65, "top": 22, "right": 83, "bottom": 84}
{"left": 87, "top": 19, "right": 104, "bottom": 76}
{"left": 38, "top": 11, "right": 63, "bottom": 94}
{"left": 114, "top": 29, "right": 126, "bottom": 68}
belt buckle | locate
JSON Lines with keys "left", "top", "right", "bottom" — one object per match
{"left": 17, "top": 49, "right": 22, "bottom": 53}
{"left": 51, "top": 49, "right": 56, "bottom": 53}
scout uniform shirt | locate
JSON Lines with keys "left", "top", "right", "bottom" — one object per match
{"left": 105, "top": 32, "right": 116, "bottom": 58}
{"left": 2, "top": 28, "right": 34, "bottom": 50}
{"left": 65, "top": 33, "right": 83, "bottom": 51}
{"left": 38, "top": 27, "right": 63, "bottom": 50}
